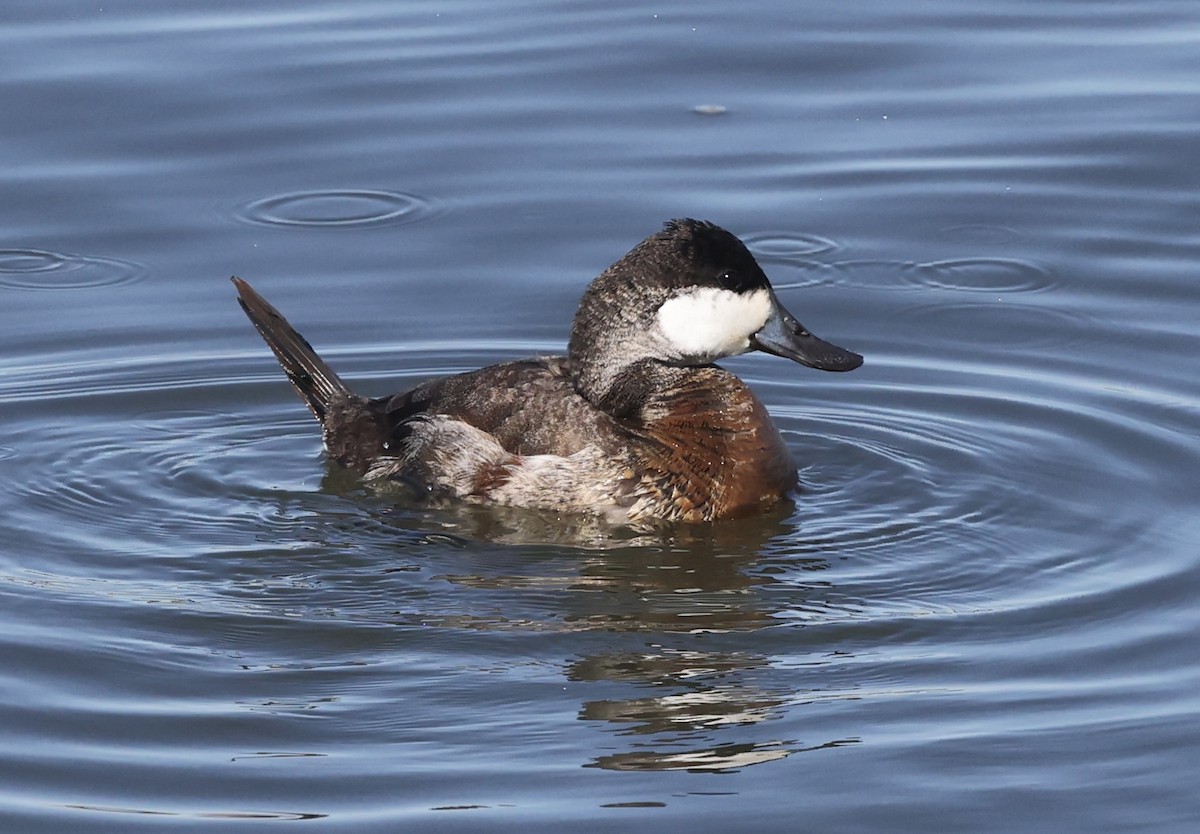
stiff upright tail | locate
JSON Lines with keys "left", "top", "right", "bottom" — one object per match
{"left": 232, "top": 277, "right": 355, "bottom": 423}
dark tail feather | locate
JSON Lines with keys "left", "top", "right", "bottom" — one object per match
{"left": 231, "top": 276, "right": 354, "bottom": 423}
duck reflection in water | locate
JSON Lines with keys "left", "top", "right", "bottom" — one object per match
{"left": 350, "top": 502, "right": 863, "bottom": 772}
{"left": 567, "top": 543, "right": 861, "bottom": 772}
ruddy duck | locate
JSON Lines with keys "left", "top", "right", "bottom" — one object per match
{"left": 233, "top": 219, "right": 862, "bottom": 522}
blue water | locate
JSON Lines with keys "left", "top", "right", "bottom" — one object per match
{"left": 2, "top": 1, "right": 1199, "bottom": 831}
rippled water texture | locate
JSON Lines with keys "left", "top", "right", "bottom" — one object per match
{"left": 2, "top": 1, "right": 1199, "bottom": 832}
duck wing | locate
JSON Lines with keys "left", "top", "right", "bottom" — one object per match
{"left": 376, "top": 356, "right": 615, "bottom": 458}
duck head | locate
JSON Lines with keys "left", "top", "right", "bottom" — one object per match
{"left": 569, "top": 219, "right": 863, "bottom": 406}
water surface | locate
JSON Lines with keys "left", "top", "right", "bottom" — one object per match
{"left": 2, "top": 1, "right": 1199, "bottom": 831}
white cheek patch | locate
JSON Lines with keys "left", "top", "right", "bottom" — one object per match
{"left": 656, "top": 287, "right": 771, "bottom": 362}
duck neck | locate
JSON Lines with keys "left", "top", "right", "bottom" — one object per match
{"left": 584, "top": 358, "right": 674, "bottom": 419}
{"left": 569, "top": 310, "right": 662, "bottom": 415}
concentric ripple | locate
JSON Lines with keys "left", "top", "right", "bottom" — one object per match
{"left": 5, "top": 337, "right": 1192, "bottom": 626}
{"left": 0, "top": 248, "right": 146, "bottom": 291}
{"left": 5, "top": 339, "right": 1190, "bottom": 608}
{"left": 236, "top": 189, "right": 440, "bottom": 230}
{"left": 742, "top": 230, "right": 840, "bottom": 261}
{"left": 906, "top": 257, "right": 1057, "bottom": 293}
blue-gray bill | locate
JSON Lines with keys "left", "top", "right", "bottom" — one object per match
{"left": 750, "top": 294, "right": 864, "bottom": 372}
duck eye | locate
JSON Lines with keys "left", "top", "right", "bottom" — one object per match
{"left": 717, "top": 270, "right": 739, "bottom": 290}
